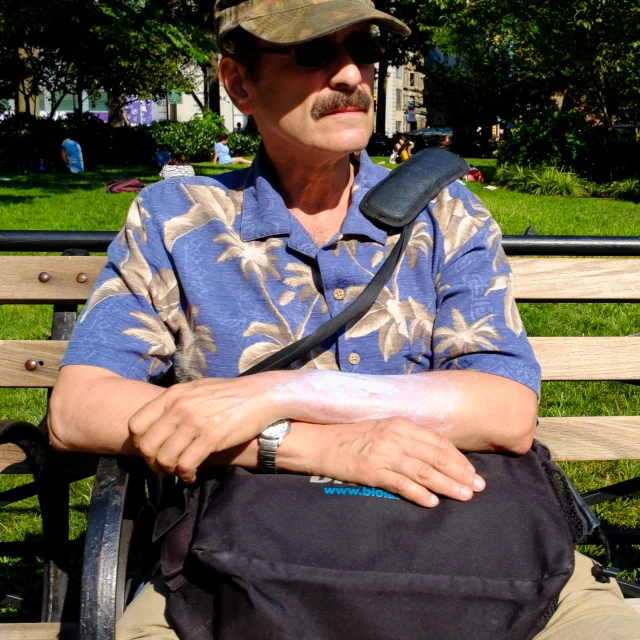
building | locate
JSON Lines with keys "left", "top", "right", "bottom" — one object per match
{"left": 376, "top": 61, "right": 427, "bottom": 136}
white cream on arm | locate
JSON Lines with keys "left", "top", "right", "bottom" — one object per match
{"left": 270, "top": 370, "right": 454, "bottom": 431}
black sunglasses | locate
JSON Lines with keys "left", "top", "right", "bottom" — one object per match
{"left": 256, "top": 37, "right": 385, "bottom": 69}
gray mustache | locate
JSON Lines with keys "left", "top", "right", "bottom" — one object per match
{"left": 310, "top": 90, "right": 372, "bottom": 121}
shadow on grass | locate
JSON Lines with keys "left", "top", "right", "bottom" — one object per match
{"left": 0, "top": 530, "right": 86, "bottom": 623}
{"left": 1, "top": 167, "right": 162, "bottom": 197}
{"left": 0, "top": 194, "right": 39, "bottom": 205}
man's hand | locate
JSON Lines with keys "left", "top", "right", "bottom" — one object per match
{"left": 128, "top": 374, "right": 284, "bottom": 483}
{"left": 294, "top": 417, "right": 486, "bottom": 508}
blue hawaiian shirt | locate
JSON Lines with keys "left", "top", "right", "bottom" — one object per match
{"left": 61, "top": 149, "right": 541, "bottom": 396}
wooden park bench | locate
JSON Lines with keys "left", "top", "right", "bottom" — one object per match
{"left": 1, "top": 230, "right": 639, "bottom": 639}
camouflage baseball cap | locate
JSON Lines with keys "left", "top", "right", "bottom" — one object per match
{"left": 215, "top": 0, "right": 410, "bottom": 46}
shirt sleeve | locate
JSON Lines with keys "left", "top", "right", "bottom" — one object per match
{"left": 429, "top": 183, "right": 541, "bottom": 397}
{"left": 61, "top": 189, "right": 182, "bottom": 382}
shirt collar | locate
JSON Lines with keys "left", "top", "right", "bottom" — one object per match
{"left": 240, "top": 146, "right": 388, "bottom": 258}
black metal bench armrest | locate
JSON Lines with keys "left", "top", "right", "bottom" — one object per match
{"left": 0, "top": 419, "right": 48, "bottom": 478}
{"left": 80, "top": 456, "right": 130, "bottom": 640}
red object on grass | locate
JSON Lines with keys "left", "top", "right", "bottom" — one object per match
{"left": 466, "top": 168, "right": 485, "bottom": 183}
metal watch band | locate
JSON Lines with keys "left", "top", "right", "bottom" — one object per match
{"left": 258, "top": 437, "right": 280, "bottom": 473}
{"left": 258, "top": 419, "right": 291, "bottom": 473}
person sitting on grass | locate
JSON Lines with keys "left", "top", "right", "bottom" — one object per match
{"left": 159, "top": 153, "right": 195, "bottom": 180}
{"left": 213, "top": 132, "right": 252, "bottom": 165}
{"left": 389, "top": 133, "right": 406, "bottom": 164}
{"left": 398, "top": 138, "right": 414, "bottom": 163}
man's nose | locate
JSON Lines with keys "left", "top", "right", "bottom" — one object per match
{"left": 328, "top": 47, "right": 364, "bottom": 91}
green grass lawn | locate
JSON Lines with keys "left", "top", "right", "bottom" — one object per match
{"left": 1, "top": 156, "right": 639, "bottom": 621}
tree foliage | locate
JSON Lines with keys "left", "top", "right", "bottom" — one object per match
{"left": 0, "top": 0, "right": 215, "bottom": 124}
{"left": 424, "top": 0, "right": 640, "bottom": 152}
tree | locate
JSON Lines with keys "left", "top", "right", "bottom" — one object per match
{"left": 0, "top": 0, "right": 216, "bottom": 124}
{"left": 426, "top": 0, "right": 640, "bottom": 143}
{"left": 74, "top": 0, "right": 214, "bottom": 126}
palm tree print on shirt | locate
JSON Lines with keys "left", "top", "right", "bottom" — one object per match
{"left": 433, "top": 309, "right": 501, "bottom": 368}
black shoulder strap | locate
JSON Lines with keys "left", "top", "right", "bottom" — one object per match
{"left": 241, "top": 149, "right": 469, "bottom": 376}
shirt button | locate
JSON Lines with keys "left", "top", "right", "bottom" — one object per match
{"left": 333, "top": 288, "right": 346, "bottom": 301}
{"left": 348, "top": 353, "right": 361, "bottom": 365}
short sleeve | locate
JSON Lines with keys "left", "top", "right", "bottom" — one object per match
{"left": 429, "top": 184, "right": 541, "bottom": 397}
{"left": 61, "top": 192, "right": 182, "bottom": 382}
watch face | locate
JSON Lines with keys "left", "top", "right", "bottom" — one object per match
{"left": 261, "top": 420, "right": 290, "bottom": 439}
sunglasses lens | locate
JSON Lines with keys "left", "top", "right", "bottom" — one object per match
{"left": 347, "top": 38, "right": 384, "bottom": 64}
{"left": 294, "top": 40, "right": 335, "bottom": 68}
{"left": 292, "top": 38, "right": 383, "bottom": 68}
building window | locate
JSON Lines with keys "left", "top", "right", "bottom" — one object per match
{"left": 396, "top": 121, "right": 402, "bottom": 132}
{"left": 409, "top": 72, "right": 415, "bottom": 87}
{"left": 396, "top": 66, "right": 403, "bottom": 78}
{"left": 396, "top": 89, "right": 402, "bottom": 109}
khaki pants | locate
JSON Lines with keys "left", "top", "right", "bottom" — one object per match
{"left": 116, "top": 552, "right": 640, "bottom": 639}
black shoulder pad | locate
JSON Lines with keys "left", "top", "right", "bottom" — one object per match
{"left": 360, "top": 148, "right": 469, "bottom": 228}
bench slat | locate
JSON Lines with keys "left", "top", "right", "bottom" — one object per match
{"left": 530, "top": 337, "right": 640, "bottom": 381}
{"left": 0, "top": 341, "right": 67, "bottom": 387}
{"left": 1, "top": 257, "right": 640, "bottom": 304}
{"left": 0, "top": 256, "right": 104, "bottom": 304}
{"left": 0, "top": 443, "right": 30, "bottom": 473}
{"left": 537, "top": 416, "right": 640, "bottom": 460}
{"left": 2, "top": 622, "right": 78, "bottom": 639}
{"left": 511, "top": 258, "right": 640, "bottom": 301}
{"left": 2, "top": 337, "right": 639, "bottom": 388}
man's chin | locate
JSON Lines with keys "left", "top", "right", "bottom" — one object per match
{"left": 308, "top": 127, "right": 372, "bottom": 156}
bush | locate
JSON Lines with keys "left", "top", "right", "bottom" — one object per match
{"left": 228, "top": 133, "right": 261, "bottom": 157}
{"left": 149, "top": 111, "right": 226, "bottom": 161}
{"left": 496, "top": 165, "right": 589, "bottom": 197}
{"left": 609, "top": 179, "right": 640, "bottom": 204}
{"left": 496, "top": 165, "right": 640, "bottom": 202}
{"left": 497, "top": 109, "right": 595, "bottom": 172}
{"left": 497, "top": 108, "right": 640, "bottom": 182}
{"left": 0, "top": 112, "right": 155, "bottom": 171}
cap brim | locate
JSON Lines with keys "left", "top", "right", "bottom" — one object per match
{"left": 239, "top": 2, "right": 410, "bottom": 45}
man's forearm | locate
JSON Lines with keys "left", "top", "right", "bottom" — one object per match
{"left": 270, "top": 370, "right": 538, "bottom": 454}
{"left": 49, "top": 366, "right": 165, "bottom": 454}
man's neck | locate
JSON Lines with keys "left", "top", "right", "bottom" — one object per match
{"left": 263, "top": 144, "right": 358, "bottom": 247}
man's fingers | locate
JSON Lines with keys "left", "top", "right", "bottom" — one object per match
{"left": 175, "top": 435, "right": 220, "bottom": 483}
{"left": 375, "top": 470, "right": 439, "bottom": 508}
{"left": 128, "top": 393, "right": 170, "bottom": 446}
{"left": 153, "top": 426, "right": 200, "bottom": 476}
{"left": 396, "top": 456, "right": 475, "bottom": 502}
{"left": 401, "top": 441, "right": 484, "bottom": 493}
{"left": 135, "top": 417, "right": 182, "bottom": 468}
{"left": 410, "top": 426, "right": 472, "bottom": 470}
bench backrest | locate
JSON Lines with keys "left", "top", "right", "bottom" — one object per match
{"left": 1, "top": 254, "right": 639, "bottom": 471}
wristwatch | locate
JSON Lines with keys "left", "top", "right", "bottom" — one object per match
{"left": 258, "top": 419, "right": 291, "bottom": 473}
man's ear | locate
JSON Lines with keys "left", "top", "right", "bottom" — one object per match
{"left": 219, "top": 57, "right": 255, "bottom": 115}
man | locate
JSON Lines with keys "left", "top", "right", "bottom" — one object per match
{"left": 60, "top": 138, "right": 84, "bottom": 174}
{"left": 49, "top": 1, "right": 640, "bottom": 638}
